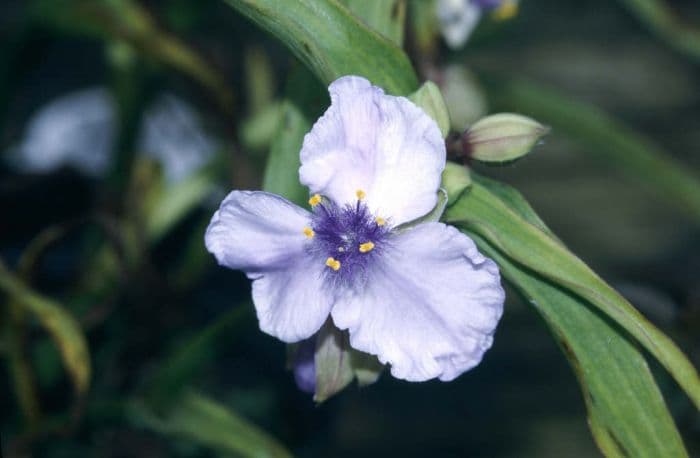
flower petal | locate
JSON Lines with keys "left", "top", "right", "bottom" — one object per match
{"left": 331, "top": 222, "right": 504, "bottom": 381}
{"left": 11, "top": 87, "right": 115, "bottom": 177}
{"left": 205, "top": 190, "right": 311, "bottom": 272}
{"left": 293, "top": 337, "right": 317, "bottom": 394}
{"left": 299, "top": 76, "right": 446, "bottom": 225}
{"left": 437, "top": 0, "right": 482, "bottom": 49}
{"left": 206, "top": 190, "right": 334, "bottom": 342}
{"left": 250, "top": 255, "right": 334, "bottom": 342}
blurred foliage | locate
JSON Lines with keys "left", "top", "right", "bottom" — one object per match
{"left": 1, "top": 0, "right": 699, "bottom": 457}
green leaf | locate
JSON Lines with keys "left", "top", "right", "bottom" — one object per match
{"left": 342, "top": 0, "right": 406, "bottom": 46}
{"left": 408, "top": 81, "right": 451, "bottom": 138}
{"left": 146, "top": 164, "right": 219, "bottom": 242}
{"left": 133, "top": 391, "right": 292, "bottom": 458}
{"left": 444, "top": 178, "right": 700, "bottom": 411}
{"left": 240, "top": 102, "right": 284, "bottom": 152}
{"left": 465, "top": 232, "right": 688, "bottom": 457}
{"left": 0, "top": 260, "right": 91, "bottom": 396}
{"left": 263, "top": 99, "right": 313, "bottom": 206}
{"left": 224, "top": 0, "right": 419, "bottom": 95}
{"left": 263, "top": 67, "right": 326, "bottom": 206}
{"left": 484, "top": 77, "right": 700, "bottom": 227}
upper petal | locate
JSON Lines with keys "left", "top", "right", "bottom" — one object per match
{"left": 331, "top": 222, "right": 504, "bottom": 382}
{"left": 299, "top": 76, "right": 446, "bottom": 225}
{"left": 205, "top": 190, "right": 311, "bottom": 272}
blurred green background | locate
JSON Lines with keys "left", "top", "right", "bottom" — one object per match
{"left": 1, "top": 0, "right": 698, "bottom": 456}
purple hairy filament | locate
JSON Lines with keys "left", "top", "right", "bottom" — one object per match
{"left": 306, "top": 198, "right": 390, "bottom": 288}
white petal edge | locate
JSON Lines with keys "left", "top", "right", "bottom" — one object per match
{"left": 331, "top": 222, "right": 505, "bottom": 381}
{"left": 299, "top": 75, "right": 446, "bottom": 225}
{"left": 205, "top": 190, "right": 311, "bottom": 273}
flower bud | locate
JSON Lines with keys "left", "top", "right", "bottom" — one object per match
{"left": 463, "top": 113, "right": 549, "bottom": 163}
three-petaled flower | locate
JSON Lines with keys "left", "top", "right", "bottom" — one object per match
{"left": 205, "top": 76, "right": 505, "bottom": 382}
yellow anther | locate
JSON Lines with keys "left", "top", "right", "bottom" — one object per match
{"left": 308, "top": 194, "right": 322, "bottom": 206}
{"left": 355, "top": 189, "right": 366, "bottom": 200}
{"left": 359, "top": 241, "right": 375, "bottom": 253}
{"left": 492, "top": 0, "right": 518, "bottom": 21}
{"left": 375, "top": 217, "right": 386, "bottom": 226}
{"left": 325, "top": 257, "right": 341, "bottom": 271}
{"left": 303, "top": 227, "right": 315, "bottom": 238}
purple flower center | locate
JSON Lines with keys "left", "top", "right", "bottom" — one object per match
{"left": 308, "top": 199, "right": 390, "bottom": 288}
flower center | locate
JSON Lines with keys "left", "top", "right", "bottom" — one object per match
{"left": 303, "top": 191, "right": 389, "bottom": 287}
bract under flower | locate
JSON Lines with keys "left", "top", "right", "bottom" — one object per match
{"left": 205, "top": 75, "right": 505, "bottom": 383}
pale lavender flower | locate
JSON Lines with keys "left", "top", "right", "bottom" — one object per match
{"left": 206, "top": 76, "right": 504, "bottom": 382}
{"left": 437, "top": 0, "right": 519, "bottom": 49}
{"left": 292, "top": 338, "right": 317, "bottom": 394}
{"left": 7, "top": 87, "right": 116, "bottom": 177}
{"left": 8, "top": 88, "right": 217, "bottom": 184}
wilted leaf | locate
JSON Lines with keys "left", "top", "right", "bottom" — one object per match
{"left": 0, "top": 261, "right": 91, "bottom": 396}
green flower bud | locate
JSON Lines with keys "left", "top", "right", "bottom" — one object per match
{"left": 464, "top": 113, "right": 549, "bottom": 163}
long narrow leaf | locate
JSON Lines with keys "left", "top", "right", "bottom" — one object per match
{"left": 133, "top": 391, "right": 293, "bottom": 458}
{"left": 465, "top": 231, "right": 687, "bottom": 457}
{"left": 224, "top": 0, "right": 418, "bottom": 95}
{"left": 0, "top": 260, "right": 91, "bottom": 396}
{"left": 444, "top": 178, "right": 700, "bottom": 410}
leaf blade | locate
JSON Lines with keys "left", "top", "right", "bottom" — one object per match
{"left": 224, "top": 0, "right": 419, "bottom": 95}
{"left": 444, "top": 178, "right": 700, "bottom": 410}
{"left": 464, "top": 232, "right": 688, "bottom": 457}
